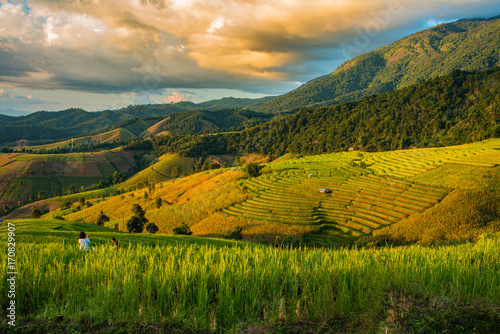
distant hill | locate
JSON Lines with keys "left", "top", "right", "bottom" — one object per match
{"left": 157, "top": 109, "right": 275, "bottom": 136}
{"left": 258, "top": 16, "right": 500, "bottom": 113}
{"left": 151, "top": 66, "right": 500, "bottom": 157}
{"left": 0, "top": 109, "right": 30, "bottom": 117}
{"left": 0, "top": 97, "right": 278, "bottom": 146}
{"left": 197, "top": 96, "right": 276, "bottom": 111}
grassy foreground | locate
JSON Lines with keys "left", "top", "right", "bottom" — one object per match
{"left": 1, "top": 220, "right": 500, "bottom": 333}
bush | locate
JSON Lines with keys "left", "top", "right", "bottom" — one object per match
{"left": 146, "top": 222, "right": 159, "bottom": 234}
{"left": 173, "top": 223, "right": 192, "bottom": 235}
{"left": 243, "top": 162, "right": 264, "bottom": 178}
{"left": 60, "top": 200, "right": 72, "bottom": 210}
{"left": 155, "top": 197, "right": 163, "bottom": 209}
{"left": 96, "top": 211, "right": 110, "bottom": 226}
{"left": 30, "top": 208, "right": 42, "bottom": 219}
{"left": 224, "top": 226, "right": 243, "bottom": 240}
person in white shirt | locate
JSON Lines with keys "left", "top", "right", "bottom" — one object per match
{"left": 78, "top": 232, "right": 90, "bottom": 250}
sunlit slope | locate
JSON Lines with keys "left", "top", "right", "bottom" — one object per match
{"left": 0, "top": 218, "right": 244, "bottom": 248}
{"left": 21, "top": 127, "right": 138, "bottom": 151}
{"left": 0, "top": 151, "right": 136, "bottom": 205}
{"left": 124, "top": 153, "right": 195, "bottom": 185}
{"left": 224, "top": 139, "right": 500, "bottom": 245}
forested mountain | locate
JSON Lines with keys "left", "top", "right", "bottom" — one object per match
{"left": 0, "top": 99, "right": 278, "bottom": 145}
{"left": 0, "top": 104, "right": 193, "bottom": 145}
{"left": 197, "top": 96, "right": 276, "bottom": 111}
{"left": 257, "top": 16, "right": 500, "bottom": 113}
{"left": 149, "top": 67, "right": 500, "bottom": 156}
{"left": 158, "top": 109, "right": 276, "bottom": 136}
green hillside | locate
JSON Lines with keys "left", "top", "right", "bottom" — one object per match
{"left": 258, "top": 16, "right": 500, "bottom": 113}
{"left": 50, "top": 139, "right": 500, "bottom": 247}
{"left": 124, "top": 153, "right": 196, "bottom": 185}
{"left": 158, "top": 108, "right": 275, "bottom": 135}
{"left": 151, "top": 66, "right": 500, "bottom": 157}
{"left": 0, "top": 100, "right": 277, "bottom": 147}
{"left": 197, "top": 96, "right": 276, "bottom": 110}
{"left": 0, "top": 150, "right": 139, "bottom": 212}
{"left": 0, "top": 218, "right": 241, "bottom": 247}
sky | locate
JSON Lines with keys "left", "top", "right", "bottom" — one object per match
{"left": 1, "top": 0, "right": 500, "bottom": 114}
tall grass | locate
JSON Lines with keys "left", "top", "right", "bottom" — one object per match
{"left": 1, "top": 233, "right": 499, "bottom": 332}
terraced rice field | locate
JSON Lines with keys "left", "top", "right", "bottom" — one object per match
{"left": 224, "top": 140, "right": 500, "bottom": 245}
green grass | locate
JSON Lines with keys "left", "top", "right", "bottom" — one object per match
{"left": 11, "top": 153, "right": 85, "bottom": 162}
{"left": 0, "top": 219, "right": 243, "bottom": 247}
{"left": 0, "top": 177, "right": 103, "bottom": 201}
{"left": 1, "top": 219, "right": 499, "bottom": 333}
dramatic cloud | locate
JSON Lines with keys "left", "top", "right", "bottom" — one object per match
{"left": 1, "top": 0, "right": 500, "bottom": 105}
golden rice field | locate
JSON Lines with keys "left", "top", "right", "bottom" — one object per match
{"left": 56, "top": 139, "right": 500, "bottom": 246}
{"left": 223, "top": 139, "right": 500, "bottom": 245}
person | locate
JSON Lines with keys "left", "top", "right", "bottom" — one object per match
{"left": 92, "top": 244, "right": 96, "bottom": 251}
{"left": 111, "top": 237, "right": 119, "bottom": 250}
{"left": 78, "top": 232, "right": 90, "bottom": 251}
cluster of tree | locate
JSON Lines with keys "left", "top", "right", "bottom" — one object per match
{"left": 0, "top": 99, "right": 274, "bottom": 147}
{"left": 148, "top": 67, "right": 500, "bottom": 156}
{"left": 159, "top": 108, "right": 275, "bottom": 135}
{"left": 256, "top": 17, "right": 500, "bottom": 113}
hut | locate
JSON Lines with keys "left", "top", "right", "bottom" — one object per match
{"left": 318, "top": 188, "right": 331, "bottom": 194}
{"left": 308, "top": 174, "right": 316, "bottom": 178}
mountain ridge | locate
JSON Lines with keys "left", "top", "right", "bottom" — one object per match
{"left": 257, "top": 15, "right": 500, "bottom": 113}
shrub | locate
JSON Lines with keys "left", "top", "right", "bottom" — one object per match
{"left": 60, "top": 200, "right": 72, "bottom": 210}
{"left": 30, "top": 208, "right": 42, "bottom": 219}
{"left": 173, "top": 223, "right": 192, "bottom": 235}
{"left": 224, "top": 226, "right": 243, "bottom": 240}
{"left": 96, "top": 211, "right": 110, "bottom": 226}
{"left": 155, "top": 197, "right": 163, "bottom": 209}
{"left": 146, "top": 222, "right": 159, "bottom": 234}
{"left": 243, "top": 162, "right": 263, "bottom": 178}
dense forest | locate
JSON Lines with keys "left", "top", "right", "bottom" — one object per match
{"left": 145, "top": 67, "right": 500, "bottom": 157}
{"left": 159, "top": 109, "right": 277, "bottom": 135}
{"left": 0, "top": 99, "right": 277, "bottom": 146}
{"left": 257, "top": 16, "right": 500, "bottom": 113}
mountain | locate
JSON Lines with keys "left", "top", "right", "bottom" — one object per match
{"left": 197, "top": 96, "right": 276, "bottom": 111}
{"left": 150, "top": 66, "right": 500, "bottom": 157}
{"left": 0, "top": 97, "right": 278, "bottom": 146}
{"left": 258, "top": 16, "right": 500, "bottom": 113}
{"left": 0, "top": 109, "right": 30, "bottom": 117}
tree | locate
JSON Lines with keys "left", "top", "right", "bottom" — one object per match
{"left": 67, "top": 184, "right": 76, "bottom": 195}
{"left": 127, "top": 204, "right": 148, "bottom": 233}
{"left": 60, "top": 200, "right": 72, "bottom": 210}
{"left": 146, "top": 222, "right": 159, "bottom": 234}
{"left": 30, "top": 208, "right": 42, "bottom": 219}
{"left": 96, "top": 211, "right": 110, "bottom": 226}
{"left": 79, "top": 197, "right": 86, "bottom": 206}
{"left": 243, "top": 162, "right": 263, "bottom": 178}
{"left": 155, "top": 197, "right": 163, "bottom": 209}
{"left": 173, "top": 222, "right": 192, "bottom": 235}
{"left": 171, "top": 166, "right": 180, "bottom": 180}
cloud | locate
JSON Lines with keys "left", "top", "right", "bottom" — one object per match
{"left": 0, "top": 0, "right": 499, "bottom": 95}
{"left": 0, "top": 87, "right": 53, "bottom": 105}
{"left": 162, "top": 91, "right": 191, "bottom": 104}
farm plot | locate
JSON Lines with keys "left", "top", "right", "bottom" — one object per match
{"left": 103, "top": 151, "right": 135, "bottom": 173}
{"left": 88, "top": 152, "right": 118, "bottom": 177}
{"left": 226, "top": 149, "right": 453, "bottom": 246}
